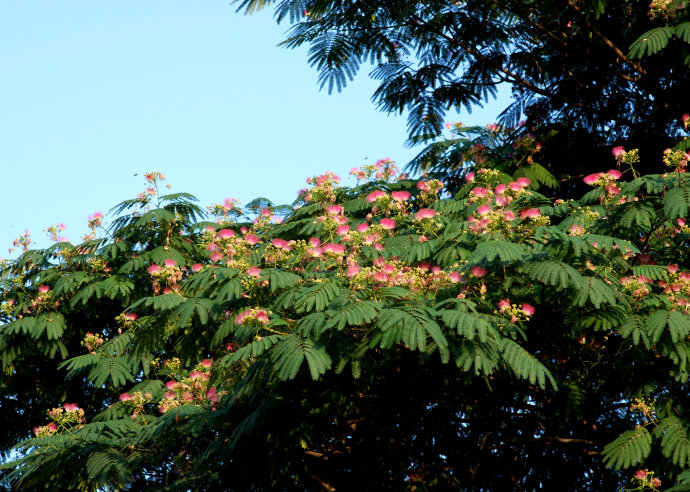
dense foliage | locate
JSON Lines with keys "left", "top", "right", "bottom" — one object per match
{"left": 236, "top": 0, "right": 690, "bottom": 181}
{"left": 2, "top": 139, "right": 690, "bottom": 489}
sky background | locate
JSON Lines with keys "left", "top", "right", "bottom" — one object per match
{"left": 1, "top": 0, "right": 510, "bottom": 256}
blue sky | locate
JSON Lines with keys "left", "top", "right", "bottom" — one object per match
{"left": 1, "top": 0, "right": 509, "bottom": 256}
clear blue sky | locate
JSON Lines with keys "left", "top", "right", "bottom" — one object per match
{"left": 1, "top": 0, "right": 509, "bottom": 256}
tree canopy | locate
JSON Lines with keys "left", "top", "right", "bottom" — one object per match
{"left": 235, "top": 0, "right": 690, "bottom": 181}
{"left": 2, "top": 142, "right": 690, "bottom": 489}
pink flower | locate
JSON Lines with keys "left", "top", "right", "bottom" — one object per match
{"left": 520, "top": 208, "right": 540, "bottom": 219}
{"left": 218, "top": 229, "right": 235, "bottom": 239}
{"left": 191, "top": 263, "right": 203, "bottom": 272}
{"left": 147, "top": 264, "right": 161, "bottom": 275}
{"left": 683, "top": 113, "right": 690, "bottom": 123}
{"left": 471, "top": 187, "right": 490, "bottom": 197}
{"left": 569, "top": 224, "right": 584, "bottom": 235}
{"left": 476, "top": 204, "right": 492, "bottom": 216}
{"left": 210, "top": 251, "right": 223, "bottom": 262}
{"left": 652, "top": 478, "right": 661, "bottom": 488}
{"left": 497, "top": 299, "right": 511, "bottom": 312}
{"left": 373, "top": 271, "right": 389, "bottom": 283}
{"left": 260, "top": 207, "right": 272, "bottom": 217}
{"left": 583, "top": 173, "right": 601, "bottom": 185}
{"left": 244, "top": 234, "right": 259, "bottom": 245}
{"left": 322, "top": 243, "right": 346, "bottom": 255}
{"left": 503, "top": 210, "right": 516, "bottom": 221}
{"left": 509, "top": 181, "right": 523, "bottom": 192}
{"left": 38, "top": 285, "right": 50, "bottom": 293}
{"left": 470, "top": 266, "right": 487, "bottom": 277}
{"left": 449, "top": 271, "right": 462, "bottom": 283}
{"left": 465, "top": 172, "right": 475, "bottom": 182}
{"left": 522, "top": 303, "right": 535, "bottom": 316}
{"left": 200, "top": 359, "right": 213, "bottom": 368}
{"left": 309, "top": 237, "right": 321, "bottom": 247}
{"left": 119, "top": 393, "right": 132, "bottom": 402}
{"left": 608, "top": 169, "right": 622, "bottom": 179}
{"left": 612, "top": 146, "right": 625, "bottom": 158}
{"left": 326, "top": 204, "right": 344, "bottom": 215}
{"left": 206, "top": 387, "right": 219, "bottom": 402}
{"left": 336, "top": 225, "right": 351, "bottom": 235}
{"left": 495, "top": 195, "right": 512, "bottom": 207}
{"left": 366, "top": 190, "right": 386, "bottom": 202}
{"left": 346, "top": 262, "right": 360, "bottom": 277}
{"left": 272, "top": 238, "right": 291, "bottom": 250}
{"left": 165, "top": 380, "right": 178, "bottom": 389}
{"left": 63, "top": 403, "right": 79, "bottom": 413}
{"left": 164, "top": 258, "right": 176, "bottom": 267}
{"left": 635, "top": 470, "right": 648, "bottom": 480}
{"left": 391, "top": 190, "right": 411, "bottom": 201}
{"left": 668, "top": 264, "right": 679, "bottom": 274}
{"left": 125, "top": 312, "right": 138, "bottom": 321}
{"left": 516, "top": 177, "right": 531, "bottom": 187}
{"left": 494, "top": 184, "right": 507, "bottom": 194}
{"left": 246, "top": 266, "right": 262, "bottom": 276}
{"left": 189, "top": 370, "right": 207, "bottom": 380}
{"left": 356, "top": 223, "right": 369, "bottom": 233}
{"left": 380, "top": 218, "right": 396, "bottom": 230}
{"left": 415, "top": 208, "right": 437, "bottom": 219}
{"left": 255, "top": 310, "right": 269, "bottom": 324}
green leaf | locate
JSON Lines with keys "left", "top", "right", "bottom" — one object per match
{"left": 665, "top": 186, "right": 690, "bottom": 220}
{"left": 628, "top": 26, "right": 674, "bottom": 58}
{"left": 470, "top": 240, "right": 525, "bottom": 264}
{"left": 647, "top": 310, "right": 690, "bottom": 343}
{"left": 521, "top": 260, "right": 584, "bottom": 289}
{"left": 655, "top": 416, "right": 690, "bottom": 468}
{"left": 602, "top": 427, "right": 652, "bottom": 469}
{"left": 500, "top": 338, "right": 557, "bottom": 390}
{"left": 574, "top": 276, "right": 619, "bottom": 308}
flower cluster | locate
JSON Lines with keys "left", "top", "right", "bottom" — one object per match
{"left": 649, "top": 0, "right": 678, "bottom": 20}
{"left": 81, "top": 332, "right": 106, "bottom": 353}
{"left": 416, "top": 179, "right": 444, "bottom": 206}
{"left": 350, "top": 158, "right": 399, "bottom": 183}
{"left": 83, "top": 211, "right": 104, "bottom": 241}
{"left": 583, "top": 169, "right": 625, "bottom": 203}
{"left": 30, "top": 285, "right": 57, "bottom": 313}
{"left": 629, "top": 469, "right": 661, "bottom": 491}
{"left": 303, "top": 171, "right": 341, "bottom": 204}
{"left": 9, "top": 229, "right": 32, "bottom": 254}
{"left": 115, "top": 312, "right": 139, "bottom": 333}
{"left": 119, "top": 391, "right": 154, "bottom": 420}
{"left": 158, "top": 359, "right": 221, "bottom": 413}
{"left": 496, "top": 299, "right": 535, "bottom": 324}
{"left": 234, "top": 308, "right": 270, "bottom": 325}
{"left": 34, "top": 403, "right": 85, "bottom": 436}
{"left": 44, "top": 223, "right": 67, "bottom": 243}
{"left": 662, "top": 148, "right": 689, "bottom": 173}
{"left": 658, "top": 264, "right": 690, "bottom": 313}
{"left": 147, "top": 259, "right": 184, "bottom": 295}
{"left": 620, "top": 276, "right": 652, "bottom": 299}
{"left": 349, "top": 257, "right": 461, "bottom": 292}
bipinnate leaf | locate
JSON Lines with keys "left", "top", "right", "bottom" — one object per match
{"left": 602, "top": 427, "right": 652, "bottom": 469}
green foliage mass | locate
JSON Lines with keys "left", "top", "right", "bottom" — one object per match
{"left": 2, "top": 151, "right": 690, "bottom": 490}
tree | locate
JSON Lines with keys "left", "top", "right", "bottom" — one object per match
{"left": 235, "top": 0, "right": 690, "bottom": 183}
{"left": 3, "top": 145, "right": 690, "bottom": 489}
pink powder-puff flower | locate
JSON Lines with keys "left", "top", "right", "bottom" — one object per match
{"left": 366, "top": 190, "right": 387, "bottom": 202}
{"left": 471, "top": 266, "right": 487, "bottom": 277}
{"left": 206, "top": 387, "right": 219, "bottom": 402}
{"left": 522, "top": 303, "right": 535, "bottom": 316}
{"left": 476, "top": 204, "right": 492, "bottom": 216}
{"left": 218, "top": 229, "right": 235, "bottom": 239}
{"left": 346, "top": 262, "right": 360, "bottom": 277}
{"left": 635, "top": 470, "right": 648, "bottom": 480}
{"left": 356, "top": 223, "right": 369, "bottom": 233}
{"left": 210, "top": 251, "right": 223, "bottom": 262}
{"left": 191, "top": 263, "right": 203, "bottom": 272}
{"left": 309, "top": 237, "right": 321, "bottom": 247}
{"left": 147, "top": 264, "right": 161, "bottom": 275}
{"left": 494, "top": 184, "right": 507, "bottom": 194}
{"left": 323, "top": 243, "right": 346, "bottom": 255}
{"left": 683, "top": 113, "right": 690, "bottom": 123}
{"left": 336, "top": 225, "right": 351, "bottom": 235}
{"left": 495, "top": 195, "right": 512, "bottom": 207}
{"left": 668, "top": 264, "right": 679, "bottom": 274}
{"left": 246, "top": 266, "right": 262, "bottom": 276}
{"left": 415, "top": 208, "right": 437, "bottom": 219}
{"left": 380, "top": 218, "right": 396, "bottom": 230}
{"left": 503, "top": 210, "right": 517, "bottom": 221}
{"left": 244, "top": 234, "right": 259, "bottom": 245}
{"left": 569, "top": 224, "right": 584, "bottom": 236}
{"left": 520, "top": 208, "right": 540, "bottom": 219}
{"left": 608, "top": 169, "right": 622, "bottom": 179}
{"left": 612, "top": 146, "right": 625, "bottom": 158}
{"left": 391, "top": 190, "right": 411, "bottom": 201}
{"left": 63, "top": 403, "right": 79, "bottom": 413}
{"left": 326, "top": 204, "right": 344, "bottom": 215}
{"left": 449, "top": 271, "right": 462, "bottom": 283}
{"left": 272, "top": 238, "right": 291, "bottom": 250}
{"left": 165, "top": 380, "right": 178, "bottom": 390}
{"left": 471, "top": 187, "right": 490, "bottom": 197}
{"left": 38, "top": 285, "right": 51, "bottom": 293}
{"left": 255, "top": 310, "right": 269, "bottom": 324}
{"left": 125, "top": 312, "right": 138, "bottom": 321}
{"left": 164, "top": 258, "right": 176, "bottom": 267}
{"left": 119, "top": 393, "right": 132, "bottom": 402}
{"left": 260, "top": 207, "right": 272, "bottom": 217}
{"left": 373, "top": 271, "right": 389, "bottom": 283}
{"left": 497, "top": 299, "right": 511, "bottom": 312}
{"left": 583, "top": 173, "right": 601, "bottom": 185}
{"left": 465, "top": 172, "right": 475, "bottom": 182}
{"left": 509, "top": 181, "right": 523, "bottom": 192}
{"left": 200, "top": 359, "right": 213, "bottom": 368}
{"left": 516, "top": 177, "right": 531, "bottom": 187}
